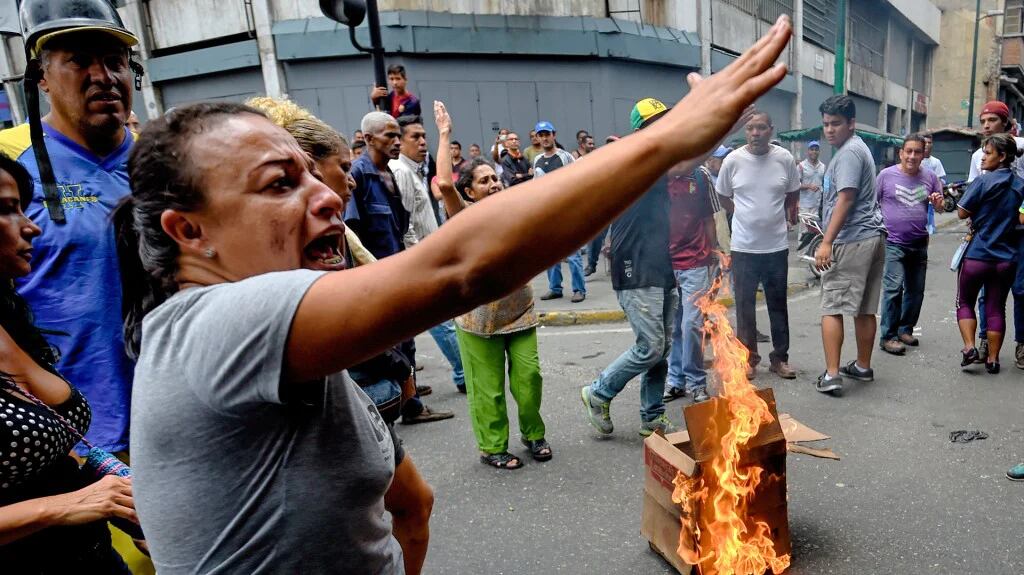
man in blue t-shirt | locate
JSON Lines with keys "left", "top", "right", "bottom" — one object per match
{"left": 0, "top": 21, "right": 140, "bottom": 454}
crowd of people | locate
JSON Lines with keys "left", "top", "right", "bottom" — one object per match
{"left": 0, "top": 4, "right": 1019, "bottom": 574}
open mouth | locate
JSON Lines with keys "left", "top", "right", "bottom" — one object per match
{"left": 88, "top": 92, "right": 123, "bottom": 105}
{"left": 303, "top": 232, "right": 346, "bottom": 270}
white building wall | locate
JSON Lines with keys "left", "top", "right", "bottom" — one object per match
{"left": 711, "top": 1, "right": 794, "bottom": 67}
{"left": 885, "top": 0, "right": 941, "bottom": 44}
{"left": 799, "top": 40, "right": 835, "bottom": 86}
{"left": 146, "top": 0, "right": 251, "bottom": 49}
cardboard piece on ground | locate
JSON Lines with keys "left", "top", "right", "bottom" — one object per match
{"left": 779, "top": 413, "right": 830, "bottom": 442}
{"left": 787, "top": 443, "right": 841, "bottom": 460}
{"left": 779, "top": 412, "right": 840, "bottom": 460}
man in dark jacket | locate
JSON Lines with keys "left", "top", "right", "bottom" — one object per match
{"left": 500, "top": 132, "right": 532, "bottom": 187}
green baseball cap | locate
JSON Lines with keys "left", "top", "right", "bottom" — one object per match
{"left": 630, "top": 97, "right": 670, "bottom": 131}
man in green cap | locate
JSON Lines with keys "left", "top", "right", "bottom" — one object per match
{"left": 580, "top": 98, "right": 681, "bottom": 437}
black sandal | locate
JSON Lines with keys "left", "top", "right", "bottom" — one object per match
{"left": 521, "top": 438, "right": 553, "bottom": 462}
{"left": 961, "top": 347, "right": 979, "bottom": 367}
{"left": 480, "top": 452, "right": 523, "bottom": 469}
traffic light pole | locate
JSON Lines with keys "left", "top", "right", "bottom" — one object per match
{"left": 365, "top": 0, "right": 386, "bottom": 92}
{"left": 321, "top": 0, "right": 387, "bottom": 103}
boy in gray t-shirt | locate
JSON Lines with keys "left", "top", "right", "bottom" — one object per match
{"left": 813, "top": 95, "right": 886, "bottom": 396}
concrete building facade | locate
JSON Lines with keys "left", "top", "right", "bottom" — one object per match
{"left": 0, "top": 0, "right": 940, "bottom": 150}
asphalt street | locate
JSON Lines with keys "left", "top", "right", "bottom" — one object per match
{"left": 404, "top": 224, "right": 1024, "bottom": 575}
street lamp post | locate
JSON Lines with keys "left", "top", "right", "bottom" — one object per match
{"left": 967, "top": 5, "right": 1005, "bottom": 127}
{"left": 320, "top": 0, "right": 387, "bottom": 101}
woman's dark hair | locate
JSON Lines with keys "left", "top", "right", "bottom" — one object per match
{"left": 0, "top": 283, "right": 60, "bottom": 375}
{"left": 116, "top": 101, "right": 268, "bottom": 359}
{"left": 819, "top": 95, "right": 856, "bottom": 122}
{"left": 0, "top": 153, "right": 59, "bottom": 374}
{"left": 0, "top": 152, "right": 33, "bottom": 210}
{"left": 982, "top": 133, "right": 1021, "bottom": 167}
{"left": 454, "top": 157, "right": 495, "bottom": 202}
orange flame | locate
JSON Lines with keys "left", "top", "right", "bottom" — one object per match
{"left": 673, "top": 266, "right": 791, "bottom": 575}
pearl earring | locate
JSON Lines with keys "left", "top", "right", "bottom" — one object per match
{"left": 204, "top": 248, "right": 216, "bottom": 258}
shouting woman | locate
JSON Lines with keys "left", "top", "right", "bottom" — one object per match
{"left": 120, "top": 18, "right": 792, "bottom": 574}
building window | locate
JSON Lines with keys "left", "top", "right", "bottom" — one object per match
{"left": 1006, "top": 0, "right": 1024, "bottom": 35}
{"left": 849, "top": 0, "right": 887, "bottom": 76}
{"left": 804, "top": 0, "right": 837, "bottom": 52}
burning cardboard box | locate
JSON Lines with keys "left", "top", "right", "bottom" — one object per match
{"left": 642, "top": 388, "right": 837, "bottom": 575}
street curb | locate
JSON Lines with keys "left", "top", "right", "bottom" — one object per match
{"left": 538, "top": 282, "right": 814, "bottom": 327}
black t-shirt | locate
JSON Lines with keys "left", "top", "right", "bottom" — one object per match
{"left": 609, "top": 177, "right": 675, "bottom": 291}
{"left": 534, "top": 154, "right": 565, "bottom": 175}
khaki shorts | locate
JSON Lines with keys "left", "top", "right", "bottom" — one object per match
{"left": 820, "top": 234, "right": 885, "bottom": 316}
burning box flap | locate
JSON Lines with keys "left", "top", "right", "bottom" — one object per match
{"left": 683, "top": 388, "right": 786, "bottom": 463}
{"left": 644, "top": 430, "right": 697, "bottom": 490}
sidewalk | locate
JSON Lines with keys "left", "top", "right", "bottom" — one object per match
{"left": 534, "top": 211, "right": 964, "bottom": 326}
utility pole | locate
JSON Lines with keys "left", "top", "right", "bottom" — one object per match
{"left": 834, "top": 0, "right": 846, "bottom": 94}
{"left": 968, "top": 0, "right": 982, "bottom": 127}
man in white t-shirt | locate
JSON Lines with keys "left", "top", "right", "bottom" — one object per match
{"left": 920, "top": 134, "right": 946, "bottom": 184}
{"left": 967, "top": 101, "right": 1024, "bottom": 182}
{"left": 920, "top": 134, "right": 946, "bottom": 235}
{"left": 798, "top": 140, "right": 825, "bottom": 216}
{"left": 716, "top": 111, "right": 801, "bottom": 380}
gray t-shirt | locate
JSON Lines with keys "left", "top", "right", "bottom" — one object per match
{"left": 822, "top": 135, "right": 884, "bottom": 244}
{"left": 130, "top": 270, "right": 403, "bottom": 574}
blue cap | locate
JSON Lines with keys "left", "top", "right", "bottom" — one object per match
{"left": 535, "top": 121, "right": 555, "bottom": 133}
{"left": 711, "top": 145, "right": 731, "bottom": 159}
{"left": 807, "top": 140, "right": 820, "bottom": 148}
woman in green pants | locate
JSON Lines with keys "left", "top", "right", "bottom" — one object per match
{"left": 433, "top": 102, "right": 550, "bottom": 470}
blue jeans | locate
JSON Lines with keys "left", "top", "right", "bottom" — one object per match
{"left": 428, "top": 320, "right": 465, "bottom": 388}
{"left": 587, "top": 227, "right": 608, "bottom": 269}
{"left": 879, "top": 242, "right": 928, "bottom": 342}
{"left": 978, "top": 286, "right": 1024, "bottom": 341}
{"left": 591, "top": 287, "right": 678, "bottom": 422}
{"left": 668, "top": 266, "right": 714, "bottom": 393}
{"left": 547, "top": 250, "right": 586, "bottom": 295}
{"left": 979, "top": 234, "right": 1024, "bottom": 342}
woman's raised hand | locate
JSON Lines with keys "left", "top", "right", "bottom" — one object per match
{"left": 434, "top": 101, "right": 452, "bottom": 136}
